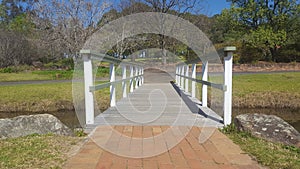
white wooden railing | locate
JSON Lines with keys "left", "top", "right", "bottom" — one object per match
{"left": 175, "top": 47, "right": 236, "bottom": 125}
{"left": 80, "top": 50, "right": 144, "bottom": 125}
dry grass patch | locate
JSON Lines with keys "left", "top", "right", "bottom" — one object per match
{"left": 0, "top": 134, "right": 82, "bottom": 169}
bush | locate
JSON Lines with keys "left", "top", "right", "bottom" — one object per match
{"left": 0, "top": 65, "right": 31, "bottom": 73}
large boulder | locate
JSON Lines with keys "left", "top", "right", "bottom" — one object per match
{"left": 0, "top": 114, "right": 73, "bottom": 139}
{"left": 234, "top": 113, "right": 300, "bottom": 147}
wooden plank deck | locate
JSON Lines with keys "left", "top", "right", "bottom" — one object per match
{"left": 85, "top": 81, "right": 223, "bottom": 133}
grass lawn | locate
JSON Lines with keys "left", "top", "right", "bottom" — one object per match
{"left": 221, "top": 126, "right": 300, "bottom": 169}
{"left": 194, "top": 72, "right": 300, "bottom": 108}
{"left": 0, "top": 70, "right": 74, "bottom": 82}
{"left": 0, "top": 67, "right": 111, "bottom": 82}
{"left": 0, "top": 82, "right": 110, "bottom": 112}
{"left": 232, "top": 72, "right": 300, "bottom": 108}
{"left": 0, "top": 134, "right": 82, "bottom": 169}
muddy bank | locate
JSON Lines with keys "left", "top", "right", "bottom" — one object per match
{"left": 232, "top": 92, "right": 300, "bottom": 109}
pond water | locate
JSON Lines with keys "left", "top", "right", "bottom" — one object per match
{"left": 0, "top": 108, "right": 299, "bottom": 132}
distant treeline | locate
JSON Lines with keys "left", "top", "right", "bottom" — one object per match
{"left": 0, "top": 0, "right": 299, "bottom": 68}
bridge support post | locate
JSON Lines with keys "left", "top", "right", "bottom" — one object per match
{"left": 176, "top": 66, "right": 180, "bottom": 86}
{"left": 138, "top": 67, "right": 142, "bottom": 86}
{"left": 130, "top": 66, "right": 134, "bottom": 92}
{"left": 191, "top": 64, "right": 196, "bottom": 98}
{"left": 83, "top": 54, "right": 94, "bottom": 125}
{"left": 122, "top": 65, "right": 127, "bottom": 98}
{"left": 141, "top": 67, "right": 144, "bottom": 84}
{"left": 224, "top": 46, "right": 236, "bottom": 125}
{"left": 202, "top": 61, "right": 208, "bottom": 107}
{"left": 110, "top": 63, "right": 116, "bottom": 107}
{"left": 175, "top": 66, "right": 178, "bottom": 84}
{"left": 181, "top": 66, "right": 185, "bottom": 89}
{"left": 185, "top": 65, "right": 189, "bottom": 92}
{"left": 135, "top": 66, "right": 139, "bottom": 89}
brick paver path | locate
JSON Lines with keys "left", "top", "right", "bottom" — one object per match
{"left": 64, "top": 126, "right": 264, "bottom": 169}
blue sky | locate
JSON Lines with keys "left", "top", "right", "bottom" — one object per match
{"left": 202, "top": 0, "right": 231, "bottom": 16}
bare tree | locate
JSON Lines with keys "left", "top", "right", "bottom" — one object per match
{"left": 142, "top": 0, "right": 203, "bottom": 65}
{"left": 0, "top": 29, "right": 32, "bottom": 67}
{"left": 32, "top": 0, "right": 111, "bottom": 56}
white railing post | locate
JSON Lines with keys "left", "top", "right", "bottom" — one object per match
{"left": 185, "top": 65, "right": 189, "bottom": 92}
{"left": 138, "top": 67, "right": 142, "bottom": 86}
{"left": 224, "top": 46, "right": 236, "bottom": 125}
{"left": 110, "top": 63, "right": 116, "bottom": 107}
{"left": 176, "top": 66, "right": 179, "bottom": 84}
{"left": 130, "top": 65, "right": 134, "bottom": 92}
{"left": 191, "top": 63, "right": 196, "bottom": 98}
{"left": 141, "top": 67, "right": 144, "bottom": 84}
{"left": 177, "top": 66, "right": 180, "bottom": 86}
{"left": 181, "top": 66, "right": 185, "bottom": 89}
{"left": 122, "top": 65, "right": 127, "bottom": 98}
{"left": 135, "top": 66, "right": 139, "bottom": 89}
{"left": 83, "top": 53, "right": 94, "bottom": 125}
{"left": 202, "top": 61, "right": 208, "bottom": 107}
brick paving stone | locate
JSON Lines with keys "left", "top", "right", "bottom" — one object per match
{"left": 187, "top": 159, "right": 203, "bottom": 169}
{"left": 142, "top": 126, "right": 153, "bottom": 137}
{"left": 64, "top": 126, "right": 265, "bottom": 169}
{"left": 156, "top": 152, "right": 172, "bottom": 164}
{"left": 152, "top": 126, "right": 162, "bottom": 135}
{"left": 143, "top": 159, "right": 158, "bottom": 169}
{"left": 194, "top": 150, "right": 214, "bottom": 162}
{"left": 133, "top": 126, "right": 143, "bottom": 138}
{"left": 220, "top": 164, "right": 238, "bottom": 169}
{"left": 127, "top": 158, "right": 143, "bottom": 167}
{"left": 158, "top": 163, "right": 174, "bottom": 169}
{"left": 225, "top": 154, "right": 256, "bottom": 166}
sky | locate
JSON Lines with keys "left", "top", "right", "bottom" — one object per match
{"left": 202, "top": 0, "right": 231, "bottom": 16}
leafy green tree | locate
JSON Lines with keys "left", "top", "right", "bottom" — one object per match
{"left": 8, "top": 13, "right": 35, "bottom": 35}
{"left": 244, "top": 26, "right": 287, "bottom": 61}
{"left": 216, "top": 0, "right": 300, "bottom": 62}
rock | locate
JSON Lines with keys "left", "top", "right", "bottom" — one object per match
{"left": 0, "top": 114, "right": 74, "bottom": 139}
{"left": 234, "top": 113, "right": 300, "bottom": 147}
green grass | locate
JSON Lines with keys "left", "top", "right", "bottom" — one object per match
{"left": 193, "top": 72, "right": 300, "bottom": 108}
{"left": 0, "top": 82, "right": 110, "bottom": 112}
{"left": 233, "top": 72, "right": 300, "bottom": 96}
{"left": 0, "top": 134, "right": 82, "bottom": 169}
{"left": 0, "top": 67, "right": 111, "bottom": 82}
{"left": 232, "top": 72, "right": 300, "bottom": 108}
{"left": 221, "top": 125, "right": 300, "bottom": 169}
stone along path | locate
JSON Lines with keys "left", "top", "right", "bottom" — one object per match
{"left": 64, "top": 69, "right": 264, "bottom": 169}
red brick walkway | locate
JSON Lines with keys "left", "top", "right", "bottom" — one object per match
{"left": 64, "top": 126, "right": 264, "bottom": 169}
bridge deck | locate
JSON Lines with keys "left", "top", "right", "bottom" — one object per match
{"left": 85, "top": 82, "right": 223, "bottom": 133}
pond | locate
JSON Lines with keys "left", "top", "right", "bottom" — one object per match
{"left": 0, "top": 108, "right": 299, "bottom": 132}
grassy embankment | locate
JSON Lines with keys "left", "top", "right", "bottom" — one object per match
{"left": 0, "top": 134, "right": 82, "bottom": 169}
{"left": 221, "top": 125, "right": 300, "bottom": 169}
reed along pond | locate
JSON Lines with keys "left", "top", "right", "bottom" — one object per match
{"left": 0, "top": 108, "right": 299, "bottom": 132}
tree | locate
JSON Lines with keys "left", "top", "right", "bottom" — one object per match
{"left": 216, "top": 0, "right": 300, "bottom": 62}
{"left": 0, "top": 29, "right": 32, "bottom": 67}
{"left": 244, "top": 26, "right": 287, "bottom": 61}
{"left": 142, "top": 0, "right": 203, "bottom": 65}
{"left": 0, "top": 0, "right": 35, "bottom": 23}
{"left": 33, "top": 0, "right": 111, "bottom": 57}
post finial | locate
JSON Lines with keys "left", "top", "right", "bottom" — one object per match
{"left": 224, "top": 46, "right": 236, "bottom": 52}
